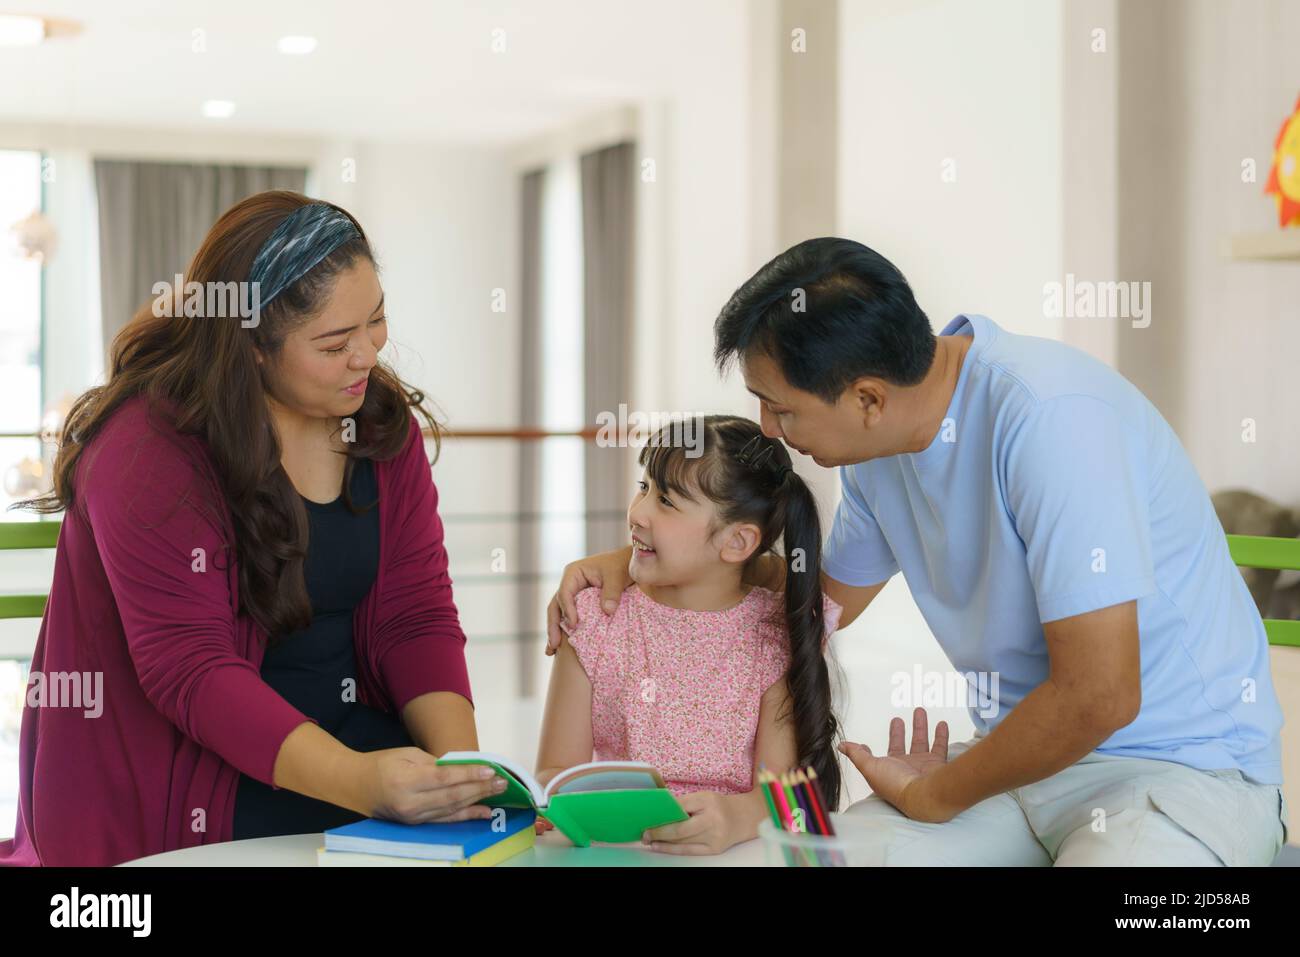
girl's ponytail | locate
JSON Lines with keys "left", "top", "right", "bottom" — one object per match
{"left": 777, "top": 470, "right": 843, "bottom": 810}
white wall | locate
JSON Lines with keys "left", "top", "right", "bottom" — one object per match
{"left": 1144, "top": 0, "right": 1300, "bottom": 501}
{"left": 634, "top": 3, "right": 767, "bottom": 421}
{"left": 837, "top": 0, "right": 1064, "bottom": 338}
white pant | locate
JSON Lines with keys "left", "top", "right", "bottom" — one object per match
{"left": 843, "top": 735, "right": 1290, "bottom": 866}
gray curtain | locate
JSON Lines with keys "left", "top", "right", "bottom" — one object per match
{"left": 579, "top": 141, "right": 636, "bottom": 555}
{"left": 93, "top": 159, "right": 307, "bottom": 356}
{"left": 515, "top": 168, "right": 545, "bottom": 697}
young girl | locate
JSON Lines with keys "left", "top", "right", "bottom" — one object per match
{"left": 535, "top": 414, "right": 844, "bottom": 854}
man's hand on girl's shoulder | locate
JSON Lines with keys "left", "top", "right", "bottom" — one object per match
{"left": 545, "top": 546, "right": 636, "bottom": 655}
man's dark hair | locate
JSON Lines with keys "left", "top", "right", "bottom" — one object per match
{"left": 713, "top": 237, "right": 936, "bottom": 403}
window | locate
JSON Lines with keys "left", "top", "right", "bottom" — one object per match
{"left": 538, "top": 154, "right": 587, "bottom": 573}
{"left": 0, "top": 149, "right": 43, "bottom": 511}
{"left": 0, "top": 148, "right": 43, "bottom": 840}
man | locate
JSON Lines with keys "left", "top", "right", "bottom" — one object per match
{"left": 548, "top": 237, "right": 1288, "bottom": 865}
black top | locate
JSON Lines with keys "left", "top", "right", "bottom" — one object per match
{"left": 232, "top": 457, "right": 415, "bottom": 840}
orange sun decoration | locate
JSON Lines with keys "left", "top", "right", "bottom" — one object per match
{"left": 1264, "top": 94, "right": 1300, "bottom": 228}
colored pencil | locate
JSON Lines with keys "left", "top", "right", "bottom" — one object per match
{"left": 806, "top": 767, "right": 836, "bottom": 836}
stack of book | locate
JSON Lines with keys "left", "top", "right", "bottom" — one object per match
{"left": 316, "top": 807, "right": 536, "bottom": 867}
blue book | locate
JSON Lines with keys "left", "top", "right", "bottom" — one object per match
{"left": 324, "top": 807, "right": 536, "bottom": 862}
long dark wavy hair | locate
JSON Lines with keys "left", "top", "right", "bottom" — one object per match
{"left": 15, "top": 190, "right": 439, "bottom": 642}
{"left": 638, "top": 414, "right": 844, "bottom": 809}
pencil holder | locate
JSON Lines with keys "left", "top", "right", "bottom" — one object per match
{"left": 758, "top": 813, "right": 886, "bottom": 867}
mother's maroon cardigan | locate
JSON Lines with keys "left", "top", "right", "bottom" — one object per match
{"left": 0, "top": 395, "right": 473, "bottom": 866}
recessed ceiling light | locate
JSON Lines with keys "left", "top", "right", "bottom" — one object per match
{"left": 277, "top": 35, "right": 317, "bottom": 55}
{"left": 0, "top": 14, "right": 45, "bottom": 46}
{"left": 202, "top": 100, "right": 236, "bottom": 119}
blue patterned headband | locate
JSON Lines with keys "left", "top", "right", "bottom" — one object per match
{"left": 249, "top": 203, "right": 362, "bottom": 308}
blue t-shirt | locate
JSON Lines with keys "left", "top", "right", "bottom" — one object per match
{"left": 822, "top": 313, "right": 1283, "bottom": 785}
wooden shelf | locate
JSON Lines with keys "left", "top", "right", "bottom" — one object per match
{"left": 1227, "top": 230, "right": 1300, "bottom": 261}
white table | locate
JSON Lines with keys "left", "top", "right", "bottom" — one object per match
{"left": 119, "top": 828, "right": 773, "bottom": 866}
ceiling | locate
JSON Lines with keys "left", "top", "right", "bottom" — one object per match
{"left": 0, "top": 0, "right": 722, "bottom": 145}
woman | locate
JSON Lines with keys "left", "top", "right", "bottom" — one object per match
{"left": 0, "top": 191, "right": 503, "bottom": 866}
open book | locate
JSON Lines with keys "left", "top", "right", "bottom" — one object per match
{"left": 437, "top": 751, "right": 688, "bottom": 847}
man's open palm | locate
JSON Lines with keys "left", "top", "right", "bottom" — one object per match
{"left": 839, "top": 708, "right": 950, "bottom": 820}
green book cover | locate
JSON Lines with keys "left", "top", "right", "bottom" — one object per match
{"left": 437, "top": 752, "right": 688, "bottom": 847}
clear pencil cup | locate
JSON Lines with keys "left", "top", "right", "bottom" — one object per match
{"left": 758, "top": 813, "right": 886, "bottom": 867}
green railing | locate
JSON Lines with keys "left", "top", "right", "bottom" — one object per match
{"left": 1227, "top": 534, "right": 1300, "bottom": 648}
{"left": 0, "top": 520, "right": 60, "bottom": 620}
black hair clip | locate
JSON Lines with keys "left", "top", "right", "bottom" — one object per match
{"left": 736, "top": 435, "right": 793, "bottom": 480}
